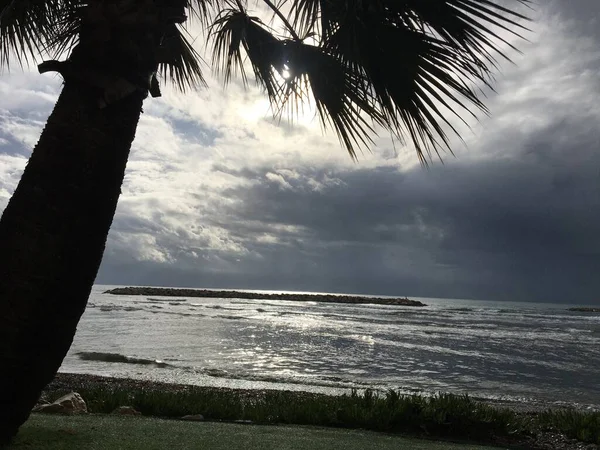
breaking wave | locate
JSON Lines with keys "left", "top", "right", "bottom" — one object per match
{"left": 147, "top": 298, "right": 187, "bottom": 303}
{"left": 77, "top": 352, "right": 171, "bottom": 368}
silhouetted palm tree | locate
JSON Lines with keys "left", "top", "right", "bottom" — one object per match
{"left": 0, "top": 0, "right": 529, "bottom": 443}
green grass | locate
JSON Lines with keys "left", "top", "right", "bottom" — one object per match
{"left": 41, "top": 386, "right": 600, "bottom": 446}
{"left": 536, "top": 408, "right": 600, "bottom": 444}
{"left": 11, "top": 414, "right": 501, "bottom": 450}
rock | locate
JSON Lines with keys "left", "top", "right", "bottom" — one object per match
{"left": 181, "top": 414, "right": 205, "bottom": 421}
{"left": 35, "top": 399, "right": 50, "bottom": 408}
{"left": 104, "top": 287, "right": 427, "bottom": 307}
{"left": 111, "top": 406, "right": 142, "bottom": 415}
{"left": 34, "top": 403, "right": 67, "bottom": 413}
{"left": 34, "top": 392, "right": 87, "bottom": 414}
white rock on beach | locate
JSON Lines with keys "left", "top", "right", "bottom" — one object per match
{"left": 34, "top": 392, "right": 87, "bottom": 414}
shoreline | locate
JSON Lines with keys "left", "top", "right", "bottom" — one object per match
{"left": 103, "top": 286, "right": 427, "bottom": 307}
{"left": 46, "top": 372, "right": 589, "bottom": 414}
{"left": 47, "top": 372, "right": 281, "bottom": 399}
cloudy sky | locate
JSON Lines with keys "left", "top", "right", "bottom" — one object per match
{"left": 1, "top": 0, "right": 599, "bottom": 303}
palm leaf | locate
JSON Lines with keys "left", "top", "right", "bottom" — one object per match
{"left": 327, "top": 21, "right": 484, "bottom": 162}
{"left": 0, "top": 0, "right": 77, "bottom": 68}
{"left": 210, "top": 5, "right": 386, "bottom": 158}
{"left": 288, "top": 0, "right": 347, "bottom": 40}
{"left": 187, "top": 0, "right": 219, "bottom": 26}
{"left": 158, "top": 24, "right": 207, "bottom": 91}
{"left": 288, "top": 0, "right": 320, "bottom": 38}
{"left": 210, "top": 6, "right": 284, "bottom": 102}
{"left": 391, "top": 0, "right": 532, "bottom": 74}
{"left": 270, "top": 0, "right": 530, "bottom": 162}
{"left": 279, "top": 40, "right": 384, "bottom": 158}
{"left": 210, "top": 8, "right": 251, "bottom": 86}
{"left": 44, "top": 2, "right": 80, "bottom": 60}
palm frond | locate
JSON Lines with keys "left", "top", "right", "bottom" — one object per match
{"left": 388, "top": 0, "right": 532, "bottom": 74}
{"left": 288, "top": 0, "right": 319, "bottom": 39}
{"left": 44, "top": 3, "right": 80, "bottom": 60}
{"left": 280, "top": 40, "right": 384, "bottom": 158}
{"left": 186, "top": 0, "right": 219, "bottom": 27}
{"left": 287, "top": 0, "right": 346, "bottom": 40}
{"left": 210, "top": 5, "right": 386, "bottom": 158}
{"left": 158, "top": 24, "right": 207, "bottom": 91}
{"left": 210, "top": 8, "right": 250, "bottom": 86}
{"left": 328, "top": 22, "right": 487, "bottom": 162}
{"left": 276, "top": 0, "right": 531, "bottom": 163}
{"left": 0, "top": 0, "right": 77, "bottom": 68}
{"left": 210, "top": 6, "right": 284, "bottom": 101}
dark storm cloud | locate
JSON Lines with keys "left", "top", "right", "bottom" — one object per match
{"left": 551, "top": 0, "right": 600, "bottom": 39}
{"left": 207, "top": 115, "right": 600, "bottom": 302}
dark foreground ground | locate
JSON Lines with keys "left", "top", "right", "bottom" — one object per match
{"left": 12, "top": 414, "right": 501, "bottom": 450}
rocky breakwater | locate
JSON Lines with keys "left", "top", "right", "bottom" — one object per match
{"left": 567, "top": 307, "right": 600, "bottom": 312}
{"left": 104, "top": 287, "right": 426, "bottom": 307}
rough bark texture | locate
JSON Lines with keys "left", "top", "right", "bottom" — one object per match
{"left": 0, "top": 81, "right": 143, "bottom": 445}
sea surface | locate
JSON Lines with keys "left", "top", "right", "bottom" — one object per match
{"left": 59, "top": 285, "right": 600, "bottom": 410}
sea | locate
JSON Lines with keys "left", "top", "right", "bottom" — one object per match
{"left": 59, "top": 285, "right": 600, "bottom": 411}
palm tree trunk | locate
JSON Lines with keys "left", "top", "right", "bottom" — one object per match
{"left": 0, "top": 80, "right": 144, "bottom": 445}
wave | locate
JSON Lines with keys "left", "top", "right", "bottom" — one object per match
{"left": 147, "top": 298, "right": 187, "bottom": 303}
{"left": 214, "top": 314, "right": 246, "bottom": 321}
{"left": 192, "top": 368, "right": 373, "bottom": 390}
{"left": 97, "top": 305, "right": 144, "bottom": 313}
{"left": 76, "top": 352, "right": 371, "bottom": 390}
{"left": 91, "top": 302, "right": 200, "bottom": 318}
{"left": 205, "top": 305, "right": 246, "bottom": 311}
{"left": 567, "top": 328, "right": 595, "bottom": 334}
{"left": 149, "top": 310, "right": 196, "bottom": 317}
{"left": 77, "top": 352, "right": 171, "bottom": 368}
